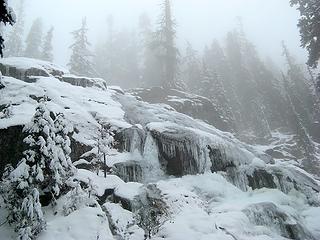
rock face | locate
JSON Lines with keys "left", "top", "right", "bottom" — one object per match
{"left": 0, "top": 57, "right": 64, "bottom": 81}
{"left": 114, "top": 125, "right": 146, "bottom": 153}
{"left": 150, "top": 129, "right": 205, "bottom": 176}
{"left": 70, "top": 138, "right": 92, "bottom": 163}
{"left": 0, "top": 125, "right": 24, "bottom": 174}
{"left": 112, "top": 161, "right": 143, "bottom": 182}
{"left": 0, "top": 57, "right": 107, "bottom": 89}
{"left": 128, "top": 87, "right": 229, "bottom": 131}
{"left": 0, "top": 65, "right": 49, "bottom": 82}
{"left": 58, "top": 75, "right": 107, "bottom": 90}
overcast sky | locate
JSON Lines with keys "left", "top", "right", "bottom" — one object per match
{"left": 8, "top": 0, "right": 306, "bottom": 68}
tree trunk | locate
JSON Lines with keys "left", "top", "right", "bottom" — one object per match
{"left": 103, "top": 153, "right": 107, "bottom": 178}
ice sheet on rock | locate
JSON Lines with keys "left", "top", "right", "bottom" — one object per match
{"left": 118, "top": 94, "right": 265, "bottom": 173}
{"left": 152, "top": 173, "right": 318, "bottom": 240}
{"left": 141, "top": 132, "right": 166, "bottom": 182}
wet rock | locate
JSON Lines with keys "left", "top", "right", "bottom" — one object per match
{"left": 208, "top": 146, "right": 235, "bottom": 172}
{"left": 150, "top": 129, "right": 203, "bottom": 176}
{"left": 70, "top": 137, "right": 92, "bottom": 162}
{"left": 114, "top": 126, "right": 146, "bottom": 153}
{"left": 113, "top": 161, "right": 143, "bottom": 182}
{"left": 247, "top": 169, "right": 277, "bottom": 190}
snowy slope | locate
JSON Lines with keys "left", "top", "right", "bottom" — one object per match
{"left": 0, "top": 58, "right": 320, "bottom": 240}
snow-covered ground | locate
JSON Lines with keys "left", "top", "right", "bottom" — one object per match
{"left": 0, "top": 58, "right": 320, "bottom": 239}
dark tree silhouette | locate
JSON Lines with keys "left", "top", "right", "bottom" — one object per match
{"left": 290, "top": 0, "right": 320, "bottom": 68}
{"left": 0, "top": 0, "right": 15, "bottom": 57}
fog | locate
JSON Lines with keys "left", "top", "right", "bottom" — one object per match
{"left": 9, "top": 0, "right": 306, "bottom": 67}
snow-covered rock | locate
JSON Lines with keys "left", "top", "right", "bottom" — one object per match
{"left": 0, "top": 57, "right": 107, "bottom": 89}
{"left": 128, "top": 87, "right": 230, "bottom": 131}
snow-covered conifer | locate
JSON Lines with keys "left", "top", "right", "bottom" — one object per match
{"left": 1, "top": 100, "right": 76, "bottom": 238}
{"left": 0, "top": 0, "right": 15, "bottom": 57}
{"left": 40, "top": 26, "right": 54, "bottom": 62}
{"left": 62, "top": 181, "right": 96, "bottom": 216}
{"left": 24, "top": 18, "right": 43, "bottom": 59}
{"left": 4, "top": 0, "right": 25, "bottom": 57}
{"left": 68, "top": 17, "right": 96, "bottom": 77}
{"left": 51, "top": 112, "right": 76, "bottom": 196}
{"left": 92, "top": 123, "right": 114, "bottom": 178}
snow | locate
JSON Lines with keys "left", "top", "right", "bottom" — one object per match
{"left": 103, "top": 202, "right": 144, "bottom": 239}
{"left": 73, "top": 169, "right": 124, "bottom": 196}
{"left": 0, "top": 76, "right": 129, "bottom": 141}
{"left": 152, "top": 173, "right": 319, "bottom": 240}
{"left": 303, "top": 207, "right": 320, "bottom": 237}
{"left": 114, "top": 182, "right": 142, "bottom": 201}
{"left": 0, "top": 57, "right": 68, "bottom": 75}
{"left": 39, "top": 206, "right": 114, "bottom": 240}
{"left": 74, "top": 169, "right": 142, "bottom": 201}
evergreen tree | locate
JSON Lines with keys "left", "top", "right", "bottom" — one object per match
{"left": 24, "top": 18, "right": 43, "bottom": 59}
{"left": 154, "top": 0, "right": 179, "bottom": 89}
{"left": 181, "top": 42, "right": 201, "bottom": 92}
{"left": 94, "top": 15, "right": 141, "bottom": 88}
{"left": 52, "top": 112, "right": 75, "bottom": 196}
{"left": 282, "top": 42, "right": 316, "bottom": 134}
{"left": 63, "top": 182, "right": 92, "bottom": 216}
{"left": 199, "top": 60, "right": 235, "bottom": 132}
{"left": 68, "top": 18, "right": 95, "bottom": 77}
{"left": 93, "top": 14, "right": 114, "bottom": 81}
{"left": 0, "top": 0, "right": 15, "bottom": 89}
{"left": 0, "top": 0, "right": 15, "bottom": 57}
{"left": 290, "top": 0, "right": 320, "bottom": 68}
{"left": 40, "top": 26, "right": 54, "bottom": 62}
{"left": 2, "top": 101, "right": 75, "bottom": 239}
{"left": 139, "top": 13, "right": 162, "bottom": 88}
{"left": 112, "top": 30, "right": 140, "bottom": 88}
{"left": 204, "top": 40, "right": 243, "bottom": 132}
{"left": 92, "top": 123, "right": 114, "bottom": 178}
{"left": 282, "top": 73, "right": 316, "bottom": 161}
{"left": 225, "top": 30, "right": 256, "bottom": 132}
{"left": 4, "top": 0, "right": 25, "bottom": 57}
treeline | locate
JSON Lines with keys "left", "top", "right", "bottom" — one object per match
{"left": 4, "top": 1, "right": 53, "bottom": 61}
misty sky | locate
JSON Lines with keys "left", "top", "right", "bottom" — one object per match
{"left": 8, "top": 0, "right": 306, "bottom": 68}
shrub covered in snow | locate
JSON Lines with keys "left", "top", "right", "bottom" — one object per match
{"left": 92, "top": 123, "right": 115, "bottom": 178}
{"left": 62, "top": 181, "right": 96, "bottom": 216}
